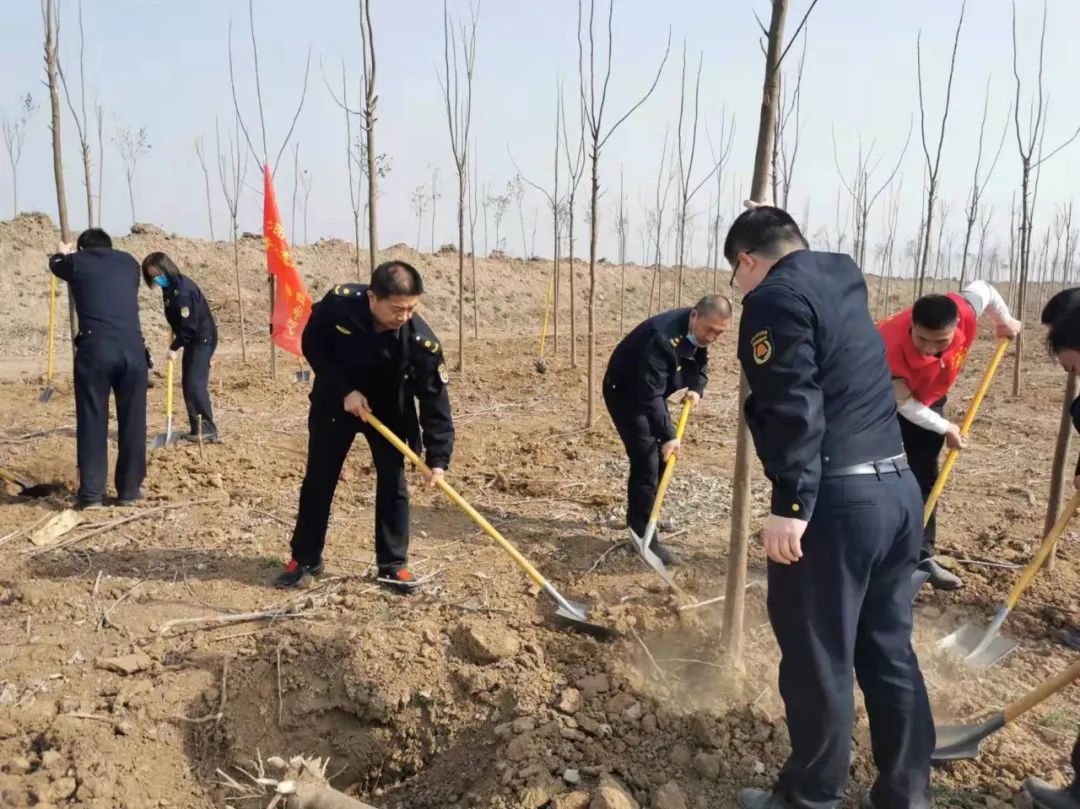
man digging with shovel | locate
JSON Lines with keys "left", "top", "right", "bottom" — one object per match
{"left": 877, "top": 282, "right": 1021, "bottom": 590}
{"left": 276, "top": 261, "right": 454, "bottom": 591}
{"left": 602, "top": 295, "right": 732, "bottom": 570}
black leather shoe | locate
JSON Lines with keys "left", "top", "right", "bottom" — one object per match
{"left": 922, "top": 557, "right": 962, "bottom": 590}
{"left": 274, "top": 559, "right": 325, "bottom": 587}
{"left": 649, "top": 538, "right": 679, "bottom": 567}
{"left": 736, "top": 789, "right": 793, "bottom": 809}
{"left": 1025, "top": 778, "right": 1080, "bottom": 809}
{"left": 117, "top": 489, "right": 146, "bottom": 506}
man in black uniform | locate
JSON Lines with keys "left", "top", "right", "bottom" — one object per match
{"left": 728, "top": 207, "right": 933, "bottom": 809}
{"left": 49, "top": 228, "right": 148, "bottom": 509}
{"left": 603, "top": 295, "right": 732, "bottom": 565}
{"left": 276, "top": 261, "right": 454, "bottom": 588}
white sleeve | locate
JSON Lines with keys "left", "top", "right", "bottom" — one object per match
{"left": 897, "top": 397, "right": 951, "bottom": 434}
{"left": 961, "top": 280, "right": 1011, "bottom": 324}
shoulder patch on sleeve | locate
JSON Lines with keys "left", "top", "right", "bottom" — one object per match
{"left": 438, "top": 362, "right": 448, "bottom": 383}
{"left": 750, "top": 329, "right": 772, "bottom": 365}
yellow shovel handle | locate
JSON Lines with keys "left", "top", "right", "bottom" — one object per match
{"left": 1004, "top": 490, "right": 1080, "bottom": 610}
{"left": 46, "top": 275, "right": 57, "bottom": 382}
{"left": 1003, "top": 657, "right": 1080, "bottom": 724}
{"left": 539, "top": 271, "right": 554, "bottom": 359}
{"left": 365, "top": 413, "right": 549, "bottom": 591}
{"left": 923, "top": 338, "right": 1010, "bottom": 526}
{"left": 165, "top": 356, "right": 175, "bottom": 418}
{"left": 647, "top": 399, "right": 693, "bottom": 526}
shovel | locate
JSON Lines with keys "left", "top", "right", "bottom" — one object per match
{"left": 939, "top": 490, "right": 1080, "bottom": 667}
{"left": 150, "top": 357, "right": 180, "bottom": 450}
{"left": 39, "top": 275, "right": 58, "bottom": 403}
{"left": 932, "top": 657, "right": 1080, "bottom": 762}
{"left": 922, "top": 338, "right": 1009, "bottom": 526}
{"left": 629, "top": 399, "right": 693, "bottom": 588}
{"left": 0, "top": 468, "right": 61, "bottom": 498}
{"left": 366, "top": 413, "right": 617, "bottom": 639}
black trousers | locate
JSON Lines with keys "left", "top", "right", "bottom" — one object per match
{"left": 897, "top": 396, "right": 946, "bottom": 559}
{"left": 181, "top": 334, "right": 217, "bottom": 435}
{"left": 290, "top": 401, "right": 409, "bottom": 573}
{"left": 768, "top": 468, "right": 934, "bottom": 809}
{"left": 603, "top": 385, "right": 663, "bottom": 537}
{"left": 73, "top": 341, "right": 148, "bottom": 502}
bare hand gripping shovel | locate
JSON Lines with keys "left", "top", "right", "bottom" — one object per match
{"left": 939, "top": 490, "right": 1080, "bottom": 668}
{"left": 932, "top": 658, "right": 1080, "bottom": 762}
{"left": 366, "top": 414, "right": 617, "bottom": 639}
{"left": 630, "top": 399, "right": 692, "bottom": 588}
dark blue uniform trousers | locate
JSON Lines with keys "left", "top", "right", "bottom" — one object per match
{"left": 181, "top": 335, "right": 217, "bottom": 435}
{"left": 603, "top": 384, "right": 662, "bottom": 537}
{"left": 768, "top": 468, "right": 934, "bottom": 809}
{"left": 73, "top": 342, "right": 148, "bottom": 502}
{"left": 290, "top": 402, "right": 409, "bottom": 573}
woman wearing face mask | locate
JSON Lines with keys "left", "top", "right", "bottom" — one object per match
{"left": 141, "top": 252, "right": 219, "bottom": 441}
{"left": 1023, "top": 287, "right": 1080, "bottom": 809}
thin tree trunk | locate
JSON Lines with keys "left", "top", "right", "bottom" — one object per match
{"left": 586, "top": 152, "right": 599, "bottom": 424}
{"left": 723, "top": 0, "right": 788, "bottom": 668}
{"left": 233, "top": 227, "right": 247, "bottom": 362}
{"left": 1013, "top": 162, "right": 1031, "bottom": 396}
{"left": 458, "top": 181, "right": 466, "bottom": 370}
{"left": 568, "top": 207, "right": 577, "bottom": 368}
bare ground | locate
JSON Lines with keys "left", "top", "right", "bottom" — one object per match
{"left": 0, "top": 214, "right": 1077, "bottom": 809}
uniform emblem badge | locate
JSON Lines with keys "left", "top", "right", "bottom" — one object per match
{"left": 180, "top": 306, "right": 190, "bottom": 318}
{"left": 750, "top": 329, "right": 772, "bottom": 365}
{"left": 438, "top": 363, "right": 449, "bottom": 383}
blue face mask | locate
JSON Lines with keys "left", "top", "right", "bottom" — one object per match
{"left": 686, "top": 329, "right": 700, "bottom": 348}
{"left": 153, "top": 275, "right": 169, "bottom": 289}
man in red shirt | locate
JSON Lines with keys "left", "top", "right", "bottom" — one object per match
{"left": 878, "top": 281, "right": 1021, "bottom": 590}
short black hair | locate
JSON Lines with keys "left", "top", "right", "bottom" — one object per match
{"left": 911, "top": 294, "right": 960, "bottom": 330}
{"left": 370, "top": 260, "right": 423, "bottom": 298}
{"left": 693, "top": 295, "right": 733, "bottom": 320}
{"left": 723, "top": 206, "right": 808, "bottom": 265}
{"left": 141, "top": 251, "right": 182, "bottom": 288}
{"left": 77, "top": 228, "right": 112, "bottom": 250}
{"left": 1042, "top": 287, "right": 1080, "bottom": 354}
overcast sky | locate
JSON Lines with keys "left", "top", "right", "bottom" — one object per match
{"left": 2, "top": 0, "right": 1079, "bottom": 273}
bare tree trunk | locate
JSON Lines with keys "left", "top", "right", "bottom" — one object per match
{"left": 723, "top": 0, "right": 793, "bottom": 668}
{"left": 360, "top": 0, "right": 378, "bottom": 274}
{"left": 915, "top": 2, "right": 966, "bottom": 296}
{"left": 95, "top": 102, "right": 103, "bottom": 225}
{"left": 291, "top": 142, "right": 300, "bottom": 245}
{"left": 43, "top": 0, "right": 77, "bottom": 346}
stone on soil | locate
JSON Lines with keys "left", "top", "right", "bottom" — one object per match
{"left": 453, "top": 619, "right": 521, "bottom": 664}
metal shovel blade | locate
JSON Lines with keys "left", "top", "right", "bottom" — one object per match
{"left": 931, "top": 713, "right": 1006, "bottom": 763}
{"left": 149, "top": 430, "right": 181, "bottom": 450}
{"left": 38, "top": 386, "right": 54, "bottom": 403}
{"left": 909, "top": 565, "right": 931, "bottom": 604}
{"left": 938, "top": 608, "right": 1019, "bottom": 668}
{"left": 294, "top": 370, "right": 311, "bottom": 383}
{"left": 629, "top": 528, "right": 676, "bottom": 587}
{"left": 552, "top": 596, "right": 620, "bottom": 640}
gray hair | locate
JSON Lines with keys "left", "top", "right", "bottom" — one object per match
{"left": 693, "top": 295, "right": 733, "bottom": 320}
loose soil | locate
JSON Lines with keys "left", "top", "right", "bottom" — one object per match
{"left": 0, "top": 213, "right": 1077, "bottom": 808}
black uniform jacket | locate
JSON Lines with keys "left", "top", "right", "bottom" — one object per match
{"left": 605, "top": 307, "right": 709, "bottom": 442}
{"left": 737, "top": 250, "right": 903, "bottom": 520}
{"left": 301, "top": 283, "right": 454, "bottom": 470}
{"left": 49, "top": 248, "right": 143, "bottom": 347}
{"left": 162, "top": 274, "right": 217, "bottom": 351}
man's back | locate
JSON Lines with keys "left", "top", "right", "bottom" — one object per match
{"left": 51, "top": 247, "right": 143, "bottom": 345}
{"left": 745, "top": 250, "right": 901, "bottom": 474}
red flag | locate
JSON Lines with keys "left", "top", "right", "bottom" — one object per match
{"left": 263, "top": 162, "right": 312, "bottom": 356}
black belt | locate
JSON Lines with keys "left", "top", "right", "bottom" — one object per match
{"left": 822, "top": 455, "right": 909, "bottom": 479}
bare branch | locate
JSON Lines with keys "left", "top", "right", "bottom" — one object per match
{"left": 776, "top": 0, "right": 821, "bottom": 70}
{"left": 226, "top": 19, "right": 261, "bottom": 167}
{"left": 271, "top": 46, "right": 312, "bottom": 177}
